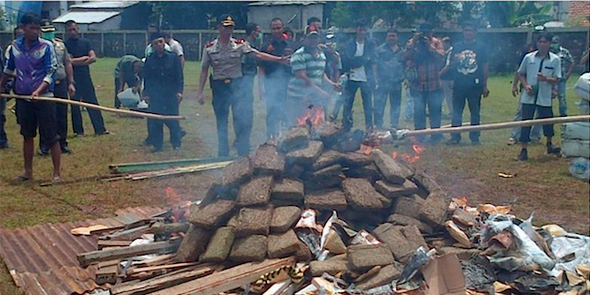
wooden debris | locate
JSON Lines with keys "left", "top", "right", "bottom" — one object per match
{"left": 78, "top": 239, "right": 181, "bottom": 267}
{"left": 150, "top": 258, "right": 295, "bottom": 295}
{"left": 97, "top": 240, "right": 133, "bottom": 250}
{"left": 150, "top": 222, "right": 190, "bottom": 235}
{"left": 110, "top": 264, "right": 216, "bottom": 294}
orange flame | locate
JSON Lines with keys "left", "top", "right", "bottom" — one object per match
{"left": 166, "top": 187, "right": 190, "bottom": 222}
{"left": 360, "top": 145, "right": 373, "bottom": 155}
{"left": 297, "top": 106, "right": 325, "bottom": 127}
{"left": 392, "top": 144, "right": 425, "bottom": 163}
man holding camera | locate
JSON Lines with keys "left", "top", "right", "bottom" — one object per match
{"left": 404, "top": 24, "right": 445, "bottom": 144}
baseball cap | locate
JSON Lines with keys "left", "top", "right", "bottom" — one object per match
{"left": 40, "top": 20, "right": 55, "bottom": 33}
{"left": 219, "top": 14, "right": 235, "bottom": 27}
{"left": 305, "top": 25, "right": 320, "bottom": 37}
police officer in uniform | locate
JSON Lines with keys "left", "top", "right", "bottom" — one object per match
{"left": 39, "top": 20, "right": 76, "bottom": 155}
{"left": 197, "top": 14, "right": 288, "bottom": 157}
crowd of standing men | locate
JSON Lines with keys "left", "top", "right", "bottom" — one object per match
{"left": 0, "top": 11, "right": 588, "bottom": 181}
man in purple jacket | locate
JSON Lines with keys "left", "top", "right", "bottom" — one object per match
{"left": 0, "top": 12, "right": 60, "bottom": 182}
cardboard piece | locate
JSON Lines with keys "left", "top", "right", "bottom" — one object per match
{"left": 422, "top": 254, "right": 466, "bottom": 295}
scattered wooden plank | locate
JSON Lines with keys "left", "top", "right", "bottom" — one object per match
{"left": 109, "top": 156, "right": 236, "bottom": 174}
{"left": 98, "top": 240, "right": 133, "bottom": 250}
{"left": 134, "top": 254, "right": 176, "bottom": 267}
{"left": 110, "top": 264, "right": 216, "bottom": 295}
{"left": 77, "top": 239, "right": 180, "bottom": 267}
{"left": 127, "top": 262, "right": 199, "bottom": 275}
{"left": 70, "top": 224, "right": 109, "bottom": 235}
{"left": 150, "top": 257, "right": 295, "bottom": 295}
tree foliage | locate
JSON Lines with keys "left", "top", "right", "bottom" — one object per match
{"left": 326, "top": 1, "right": 554, "bottom": 29}
{"left": 147, "top": 1, "right": 249, "bottom": 29}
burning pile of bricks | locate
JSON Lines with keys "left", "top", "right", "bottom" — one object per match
{"left": 170, "top": 122, "right": 452, "bottom": 291}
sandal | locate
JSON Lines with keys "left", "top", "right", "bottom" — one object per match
{"left": 12, "top": 174, "right": 32, "bottom": 184}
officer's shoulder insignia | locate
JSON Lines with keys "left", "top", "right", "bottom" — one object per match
{"left": 205, "top": 40, "right": 215, "bottom": 48}
{"left": 236, "top": 38, "right": 246, "bottom": 44}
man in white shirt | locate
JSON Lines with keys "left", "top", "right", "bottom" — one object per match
{"left": 516, "top": 33, "right": 562, "bottom": 160}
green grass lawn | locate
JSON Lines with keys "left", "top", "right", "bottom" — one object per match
{"left": 0, "top": 58, "right": 588, "bottom": 294}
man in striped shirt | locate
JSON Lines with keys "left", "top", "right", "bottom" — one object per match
{"left": 285, "top": 25, "right": 340, "bottom": 127}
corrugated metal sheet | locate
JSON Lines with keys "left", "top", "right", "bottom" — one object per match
{"left": 0, "top": 206, "right": 164, "bottom": 295}
{"left": 70, "top": 1, "right": 139, "bottom": 10}
{"left": 249, "top": 1, "right": 326, "bottom": 6}
{"left": 53, "top": 11, "right": 121, "bottom": 24}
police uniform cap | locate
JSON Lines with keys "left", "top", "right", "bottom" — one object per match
{"left": 40, "top": 20, "right": 55, "bottom": 33}
{"left": 219, "top": 14, "right": 236, "bottom": 27}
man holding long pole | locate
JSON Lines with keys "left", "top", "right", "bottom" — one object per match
{"left": 0, "top": 13, "right": 60, "bottom": 182}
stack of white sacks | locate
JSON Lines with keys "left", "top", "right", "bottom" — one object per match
{"left": 564, "top": 73, "right": 590, "bottom": 180}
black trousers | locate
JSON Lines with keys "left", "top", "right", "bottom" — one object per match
{"left": 40, "top": 80, "right": 68, "bottom": 149}
{"left": 451, "top": 85, "right": 482, "bottom": 142}
{"left": 520, "top": 103, "right": 554, "bottom": 143}
{"left": 211, "top": 77, "right": 252, "bottom": 157}
{"left": 343, "top": 80, "right": 373, "bottom": 130}
{"left": 147, "top": 97, "right": 181, "bottom": 149}
{"left": 71, "top": 77, "right": 106, "bottom": 135}
{"left": 0, "top": 97, "right": 7, "bottom": 145}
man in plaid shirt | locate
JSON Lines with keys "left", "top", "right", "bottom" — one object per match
{"left": 405, "top": 24, "right": 445, "bottom": 143}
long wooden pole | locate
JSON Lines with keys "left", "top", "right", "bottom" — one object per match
{"left": 401, "top": 115, "right": 590, "bottom": 137}
{"left": 1, "top": 93, "right": 185, "bottom": 120}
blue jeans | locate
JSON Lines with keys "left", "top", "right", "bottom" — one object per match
{"left": 343, "top": 80, "right": 373, "bottom": 130}
{"left": 557, "top": 79, "right": 567, "bottom": 117}
{"left": 412, "top": 88, "right": 443, "bottom": 142}
{"left": 404, "top": 87, "right": 414, "bottom": 121}
{"left": 374, "top": 82, "right": 402, "bottom": 129}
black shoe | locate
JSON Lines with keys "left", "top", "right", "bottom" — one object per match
{"left": 142, "top": 139, "right": 154, "bottom": 147}
{"left": 38, "top": 148, "right": 49, "bottom": 156}
{"left": 446, "top": 138, "right": 460, "bottom": 146}
{"left": 61, "top": 146, "right": 72, "bottom": 154}
{"left": 547, "top": 144, "right": 561, "bottom": 155}
{"left": 516, "top": 149, "right": 528, "bottom": 161}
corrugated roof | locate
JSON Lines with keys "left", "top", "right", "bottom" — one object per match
{"left": 70, "top": 1, "right": 139, "bottom": 10}
{"left": 248, "top": 1, "right": 325, "bottom": 6}
{"left": 53, "top": 11, "right": 121, "bottom": 24}
{"left": 0, "top": 206, "right": 165, "bottom": 295}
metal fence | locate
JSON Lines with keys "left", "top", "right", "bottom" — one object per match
{"left": 0, "top": 27, "right": 587, "bottom": 73}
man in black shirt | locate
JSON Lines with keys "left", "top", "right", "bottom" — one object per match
{"left": 447, "top": 22, "right": 489, "bottom": 145}
{"left": 64, "top": 20, "right": 109, "bottom": 136}
{"left": 259, "top": 18, "right": 295, "bottom": 140}
{"left": 142, "top": 33, "right": 184, "bottom": 152}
